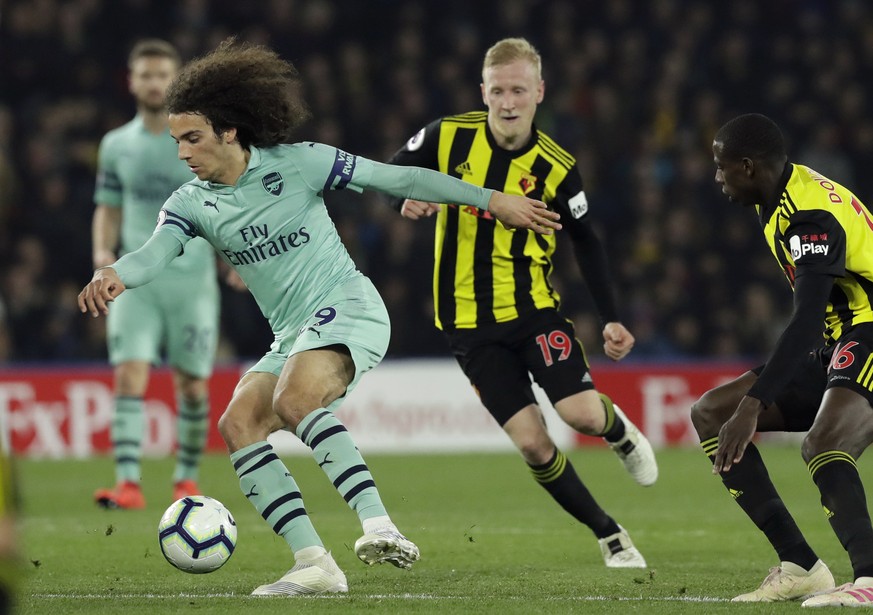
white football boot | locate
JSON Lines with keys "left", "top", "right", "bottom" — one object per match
{"left": 606, "top": 404, "right": 658, "bottom": 486}
{"left": 802, "top": 575, "right": 873, "bottom": 607}
{"left": 251, "top": 551, "right": 348, "bottom": 596}
{"left": 732, "top": 560, "right": 834, "bottom": 602}
{"left": 354, "top": 527, "right": 420, "bottom": 570}
{"left": 598, "top": 525, "right": 647, "bottom": 568}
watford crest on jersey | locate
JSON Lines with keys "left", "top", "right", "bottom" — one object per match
{"left": 519, "top": 172, "right": 537, "bottom": 195}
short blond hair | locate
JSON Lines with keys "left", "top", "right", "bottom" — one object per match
{"left": 482, "top": 38, "right": 542, "bottom": 80}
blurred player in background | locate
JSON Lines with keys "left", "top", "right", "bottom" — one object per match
{"left": 0, "top": 449, "right": 17, "bottom": 614}
{"left": 91, "top": 40, "right": 219, "bottom": 509}
{"left": 386, "top": 37, "right": 657, "bottom": 568}
{"left": 694, "top": 113, "right": 873, "bottom": 606}
{"left": 78, "top": 38, "right": 560, "bottom": 596}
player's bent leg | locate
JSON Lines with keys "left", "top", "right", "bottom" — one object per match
{"left": 505, "top": 405, "right": 645, "bottom": 567}
{"left": 222, "top": 372, "right": 335, "bottom": 594}
{"left": 277, "top": 347, "right": 420, "bottom": 570}
{"left": 252, "top": 549, "right": 348, "bottom": 596}
{"left": 554, "top": 390, "right": 657, "bottom": 486}
{"left": 802, "top": 388, "right": 873, "bottom": 586}
{"left": 694, "top": 371, "right": 825, "bottom": 584}
{"left": 734, "top": 560, "right": 835, "bottom": 602}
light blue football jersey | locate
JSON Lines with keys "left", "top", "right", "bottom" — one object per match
{"left": 94, "top": 115, "right": 214, "bottom": 276}
{"left": 150, "top": 142, "right": 492, "bottom": 337}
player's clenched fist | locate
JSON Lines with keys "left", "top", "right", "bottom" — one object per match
{"left": 78, "top": 267, "right": 126, "bottom": 317}
{"left": 400, "top": 199, "right": 441, "bottom": 220}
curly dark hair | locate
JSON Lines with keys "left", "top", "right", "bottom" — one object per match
{"left": 166, "top": 37, "right": 311, "bottom": 148}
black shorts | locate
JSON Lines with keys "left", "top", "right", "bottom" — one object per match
{"left": 445, "top": 309, "right": 594, "bottom": 426}
{"left": 753, "top": 323, "right": 873, "bottom": 431}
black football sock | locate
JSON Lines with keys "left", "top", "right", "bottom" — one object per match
{"left": 528, "top": 447, "right": 620, "bottom": 538}
{"left": 808, "top": 451, "right": 873, "bottom": 579}
{"left": 599, "top": 394, "right": 627, "bottom": 443}
{"left": 701, "top": 437, "right": 818, "bottom": 570}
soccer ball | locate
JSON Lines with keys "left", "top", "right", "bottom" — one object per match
{"left": 158, "top": 495, "right": 237, "bottom": 574}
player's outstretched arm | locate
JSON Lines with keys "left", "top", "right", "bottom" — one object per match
{"left": 487, "top": 192, "right": 561, "bottom": 235}
{"left": 78, "top": 267, "right": 126, "bottom": 318}
{"left": 361, "top": 160, "right": 559, "bottom": 233}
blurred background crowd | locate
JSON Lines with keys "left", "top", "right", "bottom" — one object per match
{"left": 2, "top": 0, "right": 871, "bottom": 365}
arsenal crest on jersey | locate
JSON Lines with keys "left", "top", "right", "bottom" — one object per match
{"left": 262, "top": 171, "right": 284, "bottom": 196}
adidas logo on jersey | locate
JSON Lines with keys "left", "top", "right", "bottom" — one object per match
{"left": 455, "top": 161, "right": 473, "bottom": 175}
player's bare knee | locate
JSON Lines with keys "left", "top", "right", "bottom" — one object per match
{"left": 273, "top": 378, "right": 345, "bottom": 428}
{"left": 512, "top": 431, "right": 555, "bottom": 464}
{"left": 217, "top": 407, "right": 244, "bottom": 443}
{"left": 565, "top": 419, "right": 597, "bottom": 436}
{"left": 556, "top": 394, "right": 607, "bottom": 434}
{"left": 690, "top": 391, "right": 725, "bottom": 436}
{"left": 272, "top": 395, "right": 321, "bottom": 432}
{"left": 802, "top": 422, "right": 854, "bottom": 462}
{"left": 803, "top": 428, "right": 868, "bottom": 463}
{"left": 801, "top": 430, "right": 835, "bottom": 464}
{"left": 217, "top": 404, "right": 271, "bottom": 446}
{"left": 216, "top": 409, "right": 236, "bottom": 445}
{"left": 561, "top": 404, "right": 602, "bottom": 434}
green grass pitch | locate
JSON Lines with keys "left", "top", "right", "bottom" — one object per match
{"left": 15, "top": 445, "right": 872, "bottom": 614}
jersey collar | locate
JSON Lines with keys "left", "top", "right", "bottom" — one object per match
{"left": 239, "top": 145, "right": 263, "bottom": 178}
{"left": 758, "top": 162, "right": 794, "bottom": 222}
{"left": 205, "top": 146, "right": 263, "bottom": 192}
{"left": 484, "top": 121, "right": 540, "bottom": 157}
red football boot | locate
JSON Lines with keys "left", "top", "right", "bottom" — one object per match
{"left": 172, "top": 479, "right": 201, "bottom": 501}
{"left": 94, "top": 481, "right": 146, "bottom": 510}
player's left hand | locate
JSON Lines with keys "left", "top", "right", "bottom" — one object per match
{"left": 602, "top": 322, "right": 634, "bottom": 361}
{"left": 487, "top": 193, "right": 561, "bottom": 235}
{"left": 712, "top": 396, "right": 763, "bottom": 474}
{"left": 78, "top": 267, "right": 126, "bottom": 317}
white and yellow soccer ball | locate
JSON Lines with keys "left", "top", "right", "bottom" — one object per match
{"left": 158, "top": 495, "right": 237, "bottom": 574}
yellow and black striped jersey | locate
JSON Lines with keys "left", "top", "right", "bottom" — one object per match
{"left": 389, "top": 111, "right": 617, "bottom": 330}
{"left": 760, "top": 163, "right": 873, "bottom": 343}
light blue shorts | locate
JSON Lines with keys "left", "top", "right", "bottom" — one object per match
{"left": 247, "top": 276, "right": 390, "bottom": 410}
{"left": 107, "top": 271, "right": 219, "bottom": 378}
